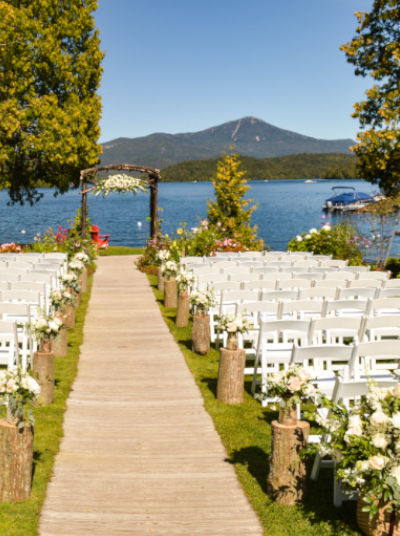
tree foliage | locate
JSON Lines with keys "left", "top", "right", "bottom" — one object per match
{"left": 0, "top": 0, "right": 103, "bottom": 204}
{"left": 207, "top": 153, "right": 262, "bottom": 248}
{"left": 341, "top": 0, "right": 400, "bottom": 195}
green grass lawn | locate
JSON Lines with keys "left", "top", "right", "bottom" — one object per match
{"left": 147, "top": 274, "right": 362, "bottom": 536}
{"left": 0, "top": 277, "right": 92, "bottom": 536}
{"left": 99, "top": 246, "right": 143, "bottom": 256}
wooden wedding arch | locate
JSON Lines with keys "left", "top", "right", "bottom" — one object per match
{"left": 79, "top": 163, "right": 162, "bottom": 241}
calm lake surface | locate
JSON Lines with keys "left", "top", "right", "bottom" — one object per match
{"left": 0, "top": 179, "right": 399, "bottom": 257}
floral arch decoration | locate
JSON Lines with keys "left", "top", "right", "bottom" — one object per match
{"left": 79, "top": 163, "right": 162, "bottom": 241}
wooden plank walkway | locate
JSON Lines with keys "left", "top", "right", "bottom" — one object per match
{"left": 39, "top": 256, "right": 262, "bottom": 536}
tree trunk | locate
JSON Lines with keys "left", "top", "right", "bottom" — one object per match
{"left": 157, "top": 266, "right": 165, "bottom": 291}
{"left": 51, "top": 327, "right": 67, "bottom": 357}
{"left": 80, "top": 268, "right": 88, "bottom": 293}
{"left": 267, "top": 419, "right": 309, "bottom": 505}
{"left": 33, "top": 351, "right": 54, "bottom": 405}
{"left": 176, "top": 291, "right": 189, "bottom": 327}
{"left": 217, "top": 347, "right": 246, "bottom": 404}
{"left": 62, "top": 304, "right": 75, "bottom": 328}
{"left": 164, "top": 278, "right": 177, "bottom": 308}
{"left": 0, "top": 419, "right": 33, "bottom": 501}
{"left": 191, "top": 314, "right": 210, "bottom": 355}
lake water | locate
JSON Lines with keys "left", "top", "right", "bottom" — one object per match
{"left": 0, "top": 179, "right": 399, "bottom": 257}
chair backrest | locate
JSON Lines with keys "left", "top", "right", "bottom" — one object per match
{"left": 236, "top": 300, "right": 282, "bottom": 326}
{"left": 298, "top": 287, "right": 338, "bottom": 300}
{"left": 0, "top": 302, "right": 31, "bottom": 323}
{"left": 309, "top": 316, "right": 363, "bottom": 345}
{"left": 325, "top": 299, "right": 369, "bottom": 317}
{"left": 280, "top": 299, "right": 325, "bottom": 320}
{"left": 383, "top": 279, "right": 400, "bottom": 289}
{"left": 213, "top": 281, "right": 241, "bottom": 292}
{"left": 347, "top": 279, "right": 383, "bottom": 288}
{"left": 261, "top": 289, "right": 298, "bottom": 302}
{"left": 290, "top": 343, "right": 353, "bottom": 374}
{"left": 276, "top": 279, "right": 313, "bottom": 290}
{"left": 257, "top": 319, "right": 310, "bottom": 345}
{"left": 350, "top": 340, "right": 400, "bottom": 378}
{"left": 356, "top": 271, "right": 390, "bottom": 281}
{"left": 314, "top": 279, "right": 347, "bottom": 288}
{"left": 368, "top": 297, "right": 400, "bottom": 316}
{"left": 241, "top": 279, "right": 276, "bottom": 290}
{"left": 361, "top": 314, "right": 400, "bottom": 342}
{"left": 0, "top": 320, "right": 18, "bottom": 368}
{"left": 220, "top": 289, "right": 260, "bottom": 314}
{"left": 337, "top": 287, "right": 378, "bottom": 300}
{"left": 0, "top": 270, "right": 24, "bottom": 281}
{"left": 343, "top": 265, "right": 371, "bottom": 272}
{"left": 376, "top": 287, "right": 400, "bottom": 299}
{"left": 324, "top": 271, "right": 356, "bottom": 281}
{"left": 331, "top": 376, "right": 397, "bottom": 408}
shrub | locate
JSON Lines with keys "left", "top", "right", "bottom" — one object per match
{"left": 385, "top": 257, "right": 400, "bottom": 278}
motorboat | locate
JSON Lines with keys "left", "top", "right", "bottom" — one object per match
{"left": 323, "top": 186, "right": 376, "bottom": 212}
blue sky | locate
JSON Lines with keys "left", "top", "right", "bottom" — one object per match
{"left": 95, "top": 0, "right": 373, "bottom": 143}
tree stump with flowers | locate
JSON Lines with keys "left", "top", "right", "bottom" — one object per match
{"left": 216, "top": 316, "right": 250, "bottom": 404}
{"left": 0, "top": 369, "right": 40, "bottom": 501}
{"left": 265, "top": 366, "right": 315, "bottom": 505}
{"left": 51, "top": 326, "right": 68, "bottom": 357}
{"left": 157, "top": 266, "right": 165, "bottom": 291}
{"left": 190, "top": 289, "right": 215, "bottom": 355}
{"left": 162, "top": 260, "right": 179, "bottom": 309}
{"left": 80, "top": 267, "right": 88, "bottom": 293}
{"left": 63, "top": 304, "right": 75, "bottom": 328}
{"left": 175, "top": 268, "right": 194, "bottom": 327}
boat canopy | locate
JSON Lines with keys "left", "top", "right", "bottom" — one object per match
{"left": 325, "top": 187, "right": 375, "bottom": 207}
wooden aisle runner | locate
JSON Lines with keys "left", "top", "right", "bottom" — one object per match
{"left": 39, "top": 256, "right": 262, "bottom": 536}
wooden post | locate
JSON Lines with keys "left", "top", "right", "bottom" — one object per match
{"left": 164, "top": 278, "right": 177, "bottom": 308}
{"left": 267, "top": 417, "right": 310, "bottom": 505}
{"left": 192, "top": 313, "right": 210, "bottom": 355}
{"left": 33, "top": 350, "right": 55, "bottom": 405}
{"left": 51, "top": 327, "right": 68, "bottom": 357}
{"left": 81, "top": 174, "right": 88, "bottom": 241}
{"left": 176, "top": 290, "right": 190, "bottom": 327}
{"left": 0, "top": 419, "right": 34, "bottom": 501}
{"left": 149, "top": 174, "right": 159, "bottom": 241}
{"left": 217, "top": 346, "right": 246, "bottom": 404}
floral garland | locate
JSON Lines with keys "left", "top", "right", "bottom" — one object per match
{"left": 92, "top": 173, "right": 147, "bottom": 197}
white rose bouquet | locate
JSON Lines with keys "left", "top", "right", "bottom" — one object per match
{"left": 50, "top": 289, "right": 76, "bottom": 311}
{"left": 68, "top": 259, "right": 85, "bottom": 274}
{"left": 175, "top": 268, "right": 195, "bottom": 293}
{"left": 161, "top": 260, "right": 179, "bottom": 279}
{"left": 27, "top": 312, "right": 63, "bottom": 343}
{"left": 189, "top": 288, "right": 216, "bottom": 313}
{"left": 265, "top": 365, "right": 317, "bottom": 409}
{"left": 60, "top": 272, "right": 81, "bottom": 293}
{"left": 0, "top": 368, "right": 40, "bottom": 425}
{"left": 216, "top": 314, "right": 252, "bottom": 334}
{"left": 155, "top": 249, "right": 170, "bottom": 265}
{"left": 73, "top": 251, "right": 91, "bottom": 265}
{"left": 310, "top": 381, "right": 400, "bottom": 519}
{"left": 93, "top": 173, "right": 147, "bottom": 197}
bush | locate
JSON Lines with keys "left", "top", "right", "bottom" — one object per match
{"left": 287, "top": 223, "right": 363, "bottom": 265}
{"left": 385, "top": 257, "right": 400, "bottom": 278}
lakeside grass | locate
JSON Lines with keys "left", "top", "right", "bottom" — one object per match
{"left": 99, "top": 246, "right": 143, "bottom": 256}
{"left": 0, "top": 276, "right": 92, "bottom": 536}
{"left": 147, "top": 273, "right": 362, "bottom": 536}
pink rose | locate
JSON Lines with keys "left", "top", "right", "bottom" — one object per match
{"left": 288, "top": 377, "right": 301, "bottom": 392}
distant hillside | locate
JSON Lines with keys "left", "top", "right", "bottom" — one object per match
{"left": 100, "top": 116, "right": 354, "bottom": 169}
{"left": 160, "top": 153, "right": 358, "bottom": 182}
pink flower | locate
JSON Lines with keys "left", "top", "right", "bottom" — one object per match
{"left": 288, "top": 377, "right": 301, "bottom": 392}
{"left": 322, "top": 214, "right": 327, "bottom": 219}
{"left": 217, "top": 222, "right": 221, "bottom": 227}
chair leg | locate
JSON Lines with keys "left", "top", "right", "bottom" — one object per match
{"left": 310, "top": 453, "right": 321, "bottom": 481}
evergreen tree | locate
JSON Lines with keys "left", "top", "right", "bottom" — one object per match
{"left": 341, "top": 0, "right": 400, "bottom": 195}
{"left": 207, "top": 153, "right": 262, "bottom": 248}
{"left": 0, "top": 0, "right": 103, "bottom": 204}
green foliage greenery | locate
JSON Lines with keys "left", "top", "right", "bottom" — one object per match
{"left": 287, "top": 223, "right": 363, "bottom": 265}
{"left": 0, "top": 0, "right": 103, "bottom": 204}
{"left": 385, "top": 257, "right": 400, "bottom": 278}
{"left": 161, "top": 153, "right": 358, "bottom": 182}
{"left": 341, "top": 0, "right": 400, "bottom": 195}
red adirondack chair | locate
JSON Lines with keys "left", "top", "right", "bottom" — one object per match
{"left": 89, "top": 224, "right": 110, "bottom": 249}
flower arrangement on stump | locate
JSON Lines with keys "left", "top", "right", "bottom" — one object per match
{"left": 0, "top": 368, "right": 40, "bottom": 501}
{"left": 311, "top": 381, "right": 400, "bottom": 534}
{"left": 162, "top": 260, "right": 179, "bottom": 308}
{"left": 190, "top": 289, "right": 216, "bottom": 355}
{"left": 50, "top": 288, "right": 76, "bottom": 328}
{"left": 156, "top": 249, "right": 171, "bottom": 290}
{"left": 265, "top": 365, "right": 316, "bottom": 505}
{"left": 175, "top": 268, "right": 195, "bottom": 327}
{"left": 216, "top": 314, "right": 252, "bottom": 404}
{"left": 60, "top": 271, "right": 81, "bottom": 294}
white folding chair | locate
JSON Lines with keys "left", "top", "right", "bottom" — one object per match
{"left": 356, "top": 271, "right": 390, "bottom": 281}
{"left": 251, "top": 319, "right": 310, "bottom": 403}
{"left": 349, "top": 340, "right": 400, "bottom": 380}
{"left": 261, "top": 289, "right": 298, "bottom": 302}
{"left": 276, "top": 279, "right": 313, "bottom": 290}
{"left": 298, "top": 287, "right": 338, "bottom": 300}
{"left": 367, "top": 297, "right": 400, "bottom": 316}
{"left": 324, "top": 271, "right": 356, "bottom": 281}
{"left": 309, "top": 316, "right": 363, "bottom": 345}
{"left": 0, "top": 320, "right": 19, "bottom": 369}
{"left": 325, "top": 299, "right": 369, "bottom": 318}
{"left": 241, "top": 279, "right": 276, "bottom": 290}
{"left": 337, "top": 286, "right": 378, "bottom": 300}
{"left": 280, "top": 299, "right": 326, "bottom": 320}
{"left": 361, "top": 315, "right": 400, "bottom": 342}
{"left": 0, "top": 303, "right": 34, "bottom": 370}
{"left": 383, "top": 279, "right": 400, "bottom": 288}
{"left": 376, "top": 287, "right": 400, "bottom": 299}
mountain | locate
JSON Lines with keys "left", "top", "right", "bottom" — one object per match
{"left": 100, "top": 116, "right": 354, "bottom": 170}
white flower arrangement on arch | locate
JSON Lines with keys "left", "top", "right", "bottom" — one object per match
{"left": 93, "top": 173, "right": 148, "bottom": 197}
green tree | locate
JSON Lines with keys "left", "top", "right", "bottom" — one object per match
{"left": 341, "top": 0, "right": 400, "bottom": 195}
{"left": 207, "top": 153, "right": 262, "bottom": 248}
{"left": 0, "top": 0, "right": 103, "bottom": 204}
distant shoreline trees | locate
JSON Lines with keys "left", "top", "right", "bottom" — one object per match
{"left": 0, "top": 0, "right": 103, "bottom": 204}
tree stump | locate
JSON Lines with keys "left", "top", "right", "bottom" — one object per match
{"left": 164, "top": 278, "right": 177, "bottom": 308}
{"left": 267, "top": 418, "right": 309, "bottom": 505}
{"left": 51, "top": 327, "right": 67, "bottom": 357}
{"left": 217, "top": 347, "right": 246, "bottom": 404}
{"left": 176, "top": 291, "right": 190, "bottom": 327}
{"left": 33, "top": 350, "right": 54, "bottom": 405}
{"left": 80, "top": 268, "right": 88, "bottom": 293}
{"left": 0, "top": 419, "right": 34, "bottom": 501}
{"left": 357, "top": 496, "right": 400, "bottom": 536}
{"left": 62, "top": 304, "right": 75, "bottom": 328}
{"left": 192, "top": 313, "right": 210, "bottom": 355}
{"left": 157, "top": 266, "right": 165, "bottom": 291}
